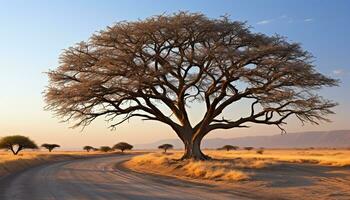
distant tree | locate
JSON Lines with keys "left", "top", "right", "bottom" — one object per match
{"left": 244, "top": 147, "right": 254, "bottom": 151}
{"left": 256, "top": 149, "right": 264, "bottom": 154}
{"left": 220, "top": 145, "right": 239, "bottom": 151}
{"left": 158, "top": 144, "right": 174, "bottom": 153}
{"left": 100, "top": 146, "right": 112, "bottom": 152}
{"left": 45, "top": 12, "right": 338, "bottom": 160}
{"left": 93, "top": 147, "right": 99, "bottom": 151}
{"left": 113, "top": 142, "right": 133, "bottom": 152}
{"left": 83, "top": 146, "right": 94, "bottom": 152}
{"left": 0, "top": 135, "right": 38, "bottom": 155}
{"left": 41, "top": 143, "right": 60, "bottom": 152}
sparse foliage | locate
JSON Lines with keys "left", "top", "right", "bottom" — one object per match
{"left": 219, "top": 145, "right": 239, "bottom": 151}
{"left": 158, "top": 144, "right": 174, "bottom": 153}
{"left": 244, "top": 147, "right": 254, "bottom": 151}
{"left": 100, "top": 146, "right": 112, "bottom": 152}
{"left": 113, "top": 142, "right": 133, "bottom": 152}
{"left": 83, "top": 145, "right": 94, "bottom": 152}
{"left": 0, "top": 135, "right": 38, "bottom": 155}
{"left": 45, "top": 12, "right": 338, "bottom": 160}
{"left": 41, "top": 143, "right": 60, "bottom": 152}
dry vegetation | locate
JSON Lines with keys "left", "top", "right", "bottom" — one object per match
{"left": 0, "top": 150, "right": 113, "bottom": 177}
{"left": 126, "top": 149, "right": 350, "bottom": 183}
{"left": 126, "top": 149, "right": 350, "bottom": 199}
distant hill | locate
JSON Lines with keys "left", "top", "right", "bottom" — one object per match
{"left": 135, "top": 130, "right": 350, "bottom": 149}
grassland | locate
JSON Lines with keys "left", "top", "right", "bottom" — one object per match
{"left": 125, "top": 149, "right": 350, "bottom": 199}
{"left": 0, "top": 151, "right": 111, "bottom": 177}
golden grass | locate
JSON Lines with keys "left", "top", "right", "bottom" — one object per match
{"left": 206, "top": 149, "right": 350, "bottom": 167}
{"left": 0, "top": 150, "right": 114, "bottom": 177}
{"left": 126, "top": 149, "right": 350, "bottom": 183}
{"left": 126, "top": 152, "right": 249, "bottom": 181}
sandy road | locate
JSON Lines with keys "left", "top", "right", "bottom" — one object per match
{"left": 0, "top": 155, "right": 252, "bottom": 200}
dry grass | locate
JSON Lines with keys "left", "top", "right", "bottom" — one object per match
{"left": 206, "top": 149, "right": 350, "bottom": 167}
{"left": 126, "top": 152, "right": 249, "bottom": 182}
{"left": 0, "top": 150, "right": 113, "bottom": 177}
{"left": 126, "top": 149, "right": 350, "bottom": 184}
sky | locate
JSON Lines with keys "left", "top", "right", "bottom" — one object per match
{"left": 0, "top": 0, "right": 349, "bottom": 149}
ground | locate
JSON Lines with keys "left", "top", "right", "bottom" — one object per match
{"left": 0, "top": 151, "right": 116, "bottom": 176}
{"left": 125, "top": 149, "right": 350, "bottom": 200}
{"left": 1, "top": 149, "right": 350, "bottom": 199}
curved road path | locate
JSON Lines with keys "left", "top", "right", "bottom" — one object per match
{"left": 0, "top": 155, "right": 253, "bottom": 200}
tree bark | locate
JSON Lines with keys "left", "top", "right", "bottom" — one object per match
{"left": 180, "top": 135, "right": 210, "bottom": 160}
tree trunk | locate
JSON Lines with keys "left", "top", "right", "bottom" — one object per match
{"left": 10, "top": 146, "right": 17, "bottom": 155}
{"left": 180, "top": 136, "right": 210, "bottom": 160}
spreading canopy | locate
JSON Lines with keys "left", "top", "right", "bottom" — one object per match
{"left": 113, "top": 142, "right": 133, "bottom": 152}
{"left": 83, "top": 145, "right": 94, "bottom": 152}
{"left": 45, "top": 12, "right": 338, "bottom": 160}
{"left": 219, "top": 145, "right": 239, "bottom": 151}
{"left": 100, "top": 146, "right": 112, "bottom": 152}
{"left": 41, "top": 143, "right": 60, "bottom": 152}
{"left": 158, "top": 144, "right": 174, "bottom": 152}
{"left": 0, "top": 135, "right": 38, "bottom": 155}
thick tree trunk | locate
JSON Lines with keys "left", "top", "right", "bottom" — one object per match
{"left": 180, "top": 136, "right": 210, "bottom": 160}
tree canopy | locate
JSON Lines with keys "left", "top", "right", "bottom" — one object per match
{"left": 158, "top": 144, "right": 174, "bottom": 153}
{"left": 100, "top": 146, "right": 112, "bottom": 152}
{"left": 219, "top": 145, "right": 239, "bottom": 151}
{"left": 45, "top": 12, "right": 338, "bottom": 160}
{"left": 0, "top": 135, "right": 38, "bottom": 155}
{"left": 41, "top": 143, "right": 60, "bottom": 152}
{"left": 83, "top": 145, "right": 94, "bottom": 152}
{"left": 113, "top": 142, "right": 133, "bottom": 152}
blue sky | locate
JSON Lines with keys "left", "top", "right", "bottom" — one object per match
{"left": 0, "top": 0, "right": 349, "bottom": 148}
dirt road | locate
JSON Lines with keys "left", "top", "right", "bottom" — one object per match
{"left": 0, "top": 155, "right": 253, "bottom": 200}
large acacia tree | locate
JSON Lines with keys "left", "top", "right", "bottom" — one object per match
{"left": 45, "top": 12, "right": 337, "bottom": 160}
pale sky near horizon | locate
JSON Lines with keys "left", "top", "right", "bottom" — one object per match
{"left": 0, "top": 0, "right": 349, "bottom": 149}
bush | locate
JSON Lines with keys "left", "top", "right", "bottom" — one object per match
{"left": 256, "top": 149, "right": 264, "bottom": 154}
{"left": 244, "top": 147, "right": 254, "bottom": 151}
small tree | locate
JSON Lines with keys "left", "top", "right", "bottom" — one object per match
{"left": 100, "top": 146, "right": 112, "bottom": 152}
{"left": 0, "top": 135, "right": 38, "bottom": 155}
{"left": 158, "top": 144, "right": 174, "bottom": 153}
{"left": 83, "top": 146, "right": 94, "bottom": 152}
{"left": 244, "top": 147, "right": 254, "bottom": 151}
{"left": 41, "top": 143, "right": 60, "bottom": 152}
{"left": 113, "top": 142, "right": 133, "bottom": 152}
{"left": 220, "top": 145, "right": 239, "bottom": 151}
{"left": 256, "top": 149, "right": 264, "bottom": 154}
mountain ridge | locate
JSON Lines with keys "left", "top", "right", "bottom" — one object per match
{"left": 134, "top": 130, "right": 350, "bottom": 149}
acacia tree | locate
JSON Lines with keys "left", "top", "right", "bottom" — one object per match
{"left": 41, "top": 143, "right": 60, "bottom": 152}
{"left": 100, "top": 146, "right": 112, "bottom": 152}
{"left": 45, "top": 12, "right": 338, "bottom": 160}
{"left": 83, "top": 145, "right": 94, "bottom": 152}
{"left": 158, "top": 144, "right": 174, "bottom": 153}
{"left": 113, "top": 142, "right": 133, "bottom": 152}
{"left": 220, "top": 145, "right": 239, "bottom": 151}
{"left": 0, "top": 135, "right": 38, "bottom": 155}
{"left": 244, "top": 147, "right": 254, "bottom": 151}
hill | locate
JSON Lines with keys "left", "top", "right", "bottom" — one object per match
{"left": 135, "top": 130, "right": 350, "bottom": 149}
